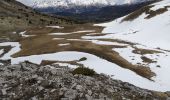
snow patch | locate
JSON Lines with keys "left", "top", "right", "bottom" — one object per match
{"left": 46, "top": 26, "right": 64, "bottom": 29}
{"left": 72, "top": 30, "right": 95, "bottom": 33}
{"left": 49, "top": 33, "right": 72, "bottom": 35}
{"left": 58, "top": 43, "right": 70, "bottom": 46}
{"left": 19, "top": 31, "right": 36, "bottom": 37}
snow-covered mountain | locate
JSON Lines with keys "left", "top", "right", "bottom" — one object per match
{"left": 16, "top": 0, "right": 151, "bottom": 8}
{"left": 99, "top": 0, "right": 170, "bottom": 50}
{"left": 16, "top": 0, "right": 154, "bottom": 23}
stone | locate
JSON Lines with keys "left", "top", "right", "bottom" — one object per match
{"left": 76, "top": 85, "right": 83, "bottom": 92}
{"left": 79, "top": 93, "right": 84, "bottom": 97}
{"left": 88, "top": 90, "right": 93, "bottom": 96}
{"left": 85, "top": 77, "right": 93, "bottom": 86}
{"left": 64, "top": 89, "right": 78, "bottom": 99}
{"left": 1, "top": 89, "right": 7, "bottom": 95}
{"left": 85, "top": 94, "right": 93, "bottom": 100}
{"left": 60, "top": 98, "right": 69, "bottom": 100}
{"left": 71, "top": 83, "right": 77, "bottom": 89}
{"left": 38, "top": 86, "right": 44, "bottom": 91}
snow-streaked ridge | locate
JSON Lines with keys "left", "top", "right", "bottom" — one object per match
{"left": 98, "top": 0, "right": 170, "bottom": 50}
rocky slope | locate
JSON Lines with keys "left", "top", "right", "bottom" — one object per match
{"left": 0, "top": 62, "right": 170, "bottom": 100}
{"left": 0, "top": 0, "right": 78, "bottom": 32}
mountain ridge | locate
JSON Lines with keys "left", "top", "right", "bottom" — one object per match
{"left": 17, "top": 0, "right": 152, "bottom": 8}
{"left": 16, "top": 0, "right": 157, "bottom": 23}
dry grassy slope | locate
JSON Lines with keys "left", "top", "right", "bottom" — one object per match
{"left": 122, "top": 0, "right": 167, "bottom": 22}
{"left": 0, "top": 0, "right": 79, "bottom": 32}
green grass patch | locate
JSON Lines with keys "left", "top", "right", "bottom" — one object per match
{"left": 79, "top": 57, "right": 87, "bottom": 61}
{"left": 72, "top": 67, "right": 95, "bottom": 76}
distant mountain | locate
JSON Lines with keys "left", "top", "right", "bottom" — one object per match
{"left": 16, "top": 0, "right": 156, "bottom": 23}
{"left": 0, "top": 0, "right": 78, "bottom": 32}
{"left": 99, "top": 0, "right": 170, "bottom": 50}
{"left": 51, "top": 1, "right": 158, "bottom": 23}
{"left": 16, "top": 0, "right": 151, "bottom": 8}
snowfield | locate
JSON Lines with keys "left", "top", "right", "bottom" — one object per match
{"left": 97, "top": 0, "right": 170, "bottom": 50}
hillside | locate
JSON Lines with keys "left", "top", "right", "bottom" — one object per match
{"left": 0, "top": 0, "right": 78, "bottom": 32}
{"left": 94, "top": 0, "right": 170, "bottom": 91}
{"left": 99, "top": 0, "right": 170, "bottom": 50}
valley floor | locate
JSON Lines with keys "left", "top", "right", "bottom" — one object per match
{"left": 0, "top": 24, "right": 170, "bottom": 92}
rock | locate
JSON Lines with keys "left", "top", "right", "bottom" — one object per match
{"left": 64, "top": 89, "right": 78, "bottom": 99}
{"left": 85, "top": 94, "right": 93, "bottom": 100}
{"left": 41, "top": 80, "right": 53, "bottom": 88}
{"left": 85, "top": 77, "right": 94, "bottom": 86}
{"left": 60, "top": 87, "right": 68, "bottom": 96}
{"left": 76, "top": 85, "right": 83, "bottom": 92}
{"left": 79, "top": 93, "right": 84, "bottom": 98}
{"left": 106, "top": 87, "right": 114, "bottom": 93}
{"left": 88, "top": 90, "right": 93, "bottom": 96}
{"left": 1, "top": 89, "right": 7, "bottom": 95}
{"left": 7, "top": 65, "right": 21, "bottom": 71}
{"left": 32, "top": 74, "right": 38, "bottom": 79}
{"left": 71, "top": 83, "right": 77, "bottom": 89}
{"left": 60, "top": 98, "right": 69, "bottom": 100}
{"left": 31, "top": 96, "right": 38, "bottom": 100}
{"left": 50, "top": 89, "right": 56, "bottom": 93}
{"left": 38, "top": 86, "right": 44, "bottom": 91}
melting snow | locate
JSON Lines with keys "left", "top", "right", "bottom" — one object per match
{"left": 19, "top": 31, "right": 36, "bottom": 37}
{"left": 58, "top": 43, "right": 70, "bottom": 46}
{"left": 71, "top": 30, "right": 95, "bottom": 33}
{"left": 97, "top": 0, "right": 170, "bottom": 50}
{"left": 49, "top": 33, "right": 72, "bottom": 35}
{"left": 0, "top": 42, "right": 170, "bottom": 91}
{"left": 46, "top": 26, "right": 64, "bottom": 29}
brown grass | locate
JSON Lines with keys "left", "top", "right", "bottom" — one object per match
{"left": 10, "top": 25, "right": 157, "bottom": 80}
{"left": 145, "top": 7, "right": 169, "bottom": 19}
{"left": 141, "top": 56, "right": 157, "bottom": 63}
{"left": 132, "top": 47, "right": 162, "bottom": 55}
{"left": 122, "top": 5, "right": 154, "bottom": 22}
{"left": 122, "top": 3, "right": 170, "bottom": 22}
{"left": 0, "top": 46, "right": 12, "bottom": 57}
